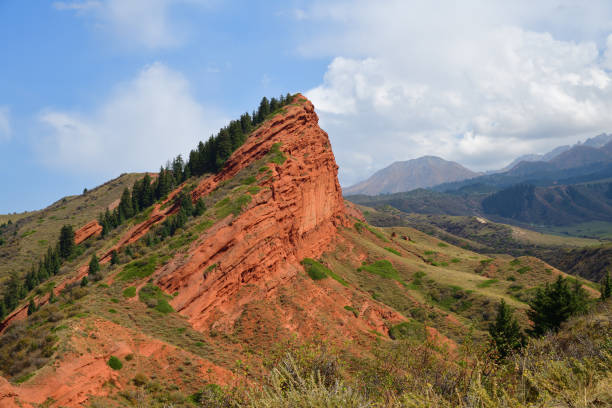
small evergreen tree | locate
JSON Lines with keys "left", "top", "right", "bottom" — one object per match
{"left": 111, "top": 250, "right": 119, "bottom": 265}
{"left": 118, "top": 187, "right": 134, "bottom": 220}
{"left": 194, "top": 198, "right": 206, "bottom": 216}
{"left": 27, "top": 299, "right": 37, "bottom": 316}
{"left": 488, "top": 300, "right": 524, "bottom": 360}
{"left": 177, "top": 190, "right": 194, "bottom": 215}
{"left": 58, "top": 225, "right": 75, "bottom": 259}
{"left": 600, "top": 270, "right": 611, "bottom": 300}
{"left": 88, "top": 254, "right": 100, "bottom": 276}
{"left": 80, "top": 276, "right": 89, "bottom": 287}
{"left": 527, "top": 276, "right": 590, "bottom": 336}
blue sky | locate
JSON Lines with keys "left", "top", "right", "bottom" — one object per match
{"left": 3, "top": 1, "right": 612, "bottom": 212}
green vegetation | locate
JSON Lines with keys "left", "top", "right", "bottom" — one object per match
{"left": 476, "top": 279, "right": 498, "bottom": 288}
{"left": 301, "top": 258, "right": 329, "bottom": 280}
{"left": 88, "top": 254, "right": 100, "bottom": 278}
{"left": 384, "top": 247, "right": 401, "bottom": 256}
{"left": 488, "top": 300, "right": 524, "bottom": 360}
{"left": 388, "top": 320, "right": 426, "bottom": 341}
{"left": 268, "top": 142, "right": 287, "bottom": 165}
{"left": 138, "top": 284, "right": 174, "bottom": 314}
{"left": 527, "top": 276, "right": 590, "bottom": 336}
{"left": 241, "top": 175, "right": 256, "bottom": 185}
{"left": 117, "top": 256, "right": 158, "bottom": 281}
{"left": 517, "top": 266, "right": 531, "bottom": 274}
{"left": 358, "top": 260, "right": 400, "bottom": 281}
{"left": 601, "top": 270, "right": 611, "bottom": 300}
{"left": 122, "top": 286, "right": 137, "bottom": 298}
{"left": 215, "top": 194, "right": 252, "bottom": 219}
{"left": 242, "top": 303, "right": 611, "bottom": 406}
{"left": 58, "top": 225, "right": 75, "bottom": 258}
{"left": 344, "top": 305, "right": 359, "bottom": 317}
{"left": 107, "top": 356, "right": 123, "bottom": 370}
{"left": 354, "top": 222, "right": 389, "bottom": 242}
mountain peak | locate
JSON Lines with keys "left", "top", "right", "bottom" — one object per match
{"left": 344, "top": 156, "right": 479, "bottom": 196}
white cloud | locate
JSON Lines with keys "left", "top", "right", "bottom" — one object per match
{"left": 53, "top": 0, "right": 209, "bottom": 49}
{"left": 300, "top": 0, "right": 612, "bottom": 185}
{"left": 38, "top": 62, "right": 224, "bottom": 175}
{"left": 0, "top": 107, "right": 11, "bottom": 141}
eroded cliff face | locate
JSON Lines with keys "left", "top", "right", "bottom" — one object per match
{"left": 157, "top": 96, "right": 352, "bottom": 331}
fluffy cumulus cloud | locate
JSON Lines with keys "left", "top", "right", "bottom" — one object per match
{"left": 53, "top": 0, "right": 208, "bottom": 48}
{"left": 0, "top": 106, "right": 11, "bottom": 141}
{"left": 38, "top": 62, "right": 224, "bottom": 175}
{"left": 301, "top": 0, "right": 612, "bottom": 185}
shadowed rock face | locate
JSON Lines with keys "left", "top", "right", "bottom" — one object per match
{"left": 157, "top": 95, "right": 352, "bottom": 331}
{"left": 343, "top": 156, "right": 479, "bottom": 196}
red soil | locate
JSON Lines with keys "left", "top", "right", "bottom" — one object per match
{"left": 0, "top": 319, "right": 233, "bottom": 407}
{"left": 74, "top": 220, "right": 102, "bottom": 245}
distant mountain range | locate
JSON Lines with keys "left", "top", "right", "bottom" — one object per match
{"left": 346, "top": 133, "right": 612, "bottom": 231}
{"left": 499, "top": 133, "right": 612, "bottom": 172}
{"left": 345, "top": 133, "right": 612, "bottom": 198}
{"left": 343, "top": 156, "right": 479, "bottom": 196}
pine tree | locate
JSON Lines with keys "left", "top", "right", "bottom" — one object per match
{"left": 601, "top": 270, "right": 611, "bottom": 300}
{"left": 118, "top": 187, "right": 134, "bottom": 220}
{"left": 81, "top": 276, "right": 89, "bottom": 287}
{"left": 141, "top": 174, "right": 154, "bottom": 208}
{"left": 88, "top": 254, "right": 100, "bottom": 276}
{"left": 194, "top": 198, "right": 206, "bottom": 216}
{"left": 269, "top": 97, "right": 279, "bottom": 112}
{"left": 58, "top": 225, "right": 75, "bottom": 259}
{"left": 215, "top": 128, "right": 233, "bottom": 169}
{"left": 489, "top": 300, "right": 524, "bottom": 360}
{"left": 27, "top": 299, "right": 36, "bottom": 316}
{"left": 178, "top": 190, "right": 194, "bottom": 215}
{"left": 172, "top": 155, "right": 185, "bottom": 184}
{"left": 527, "top": 276, "right": 590, "bottom": 336}
{"left": 256, "top": 97, "right": 270, "bottom": 123}
{"left": 240, "top": 112, "right": 252, "bottom": 135}
{"left": 111, "top": 250, "right": 119, "bottom": 265}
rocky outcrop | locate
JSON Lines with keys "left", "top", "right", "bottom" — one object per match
{"left": 157, "top": 95, "right": 352, "bottom": 331}
{"left": 74, "top": 220, "right": 102, "bottom": 245}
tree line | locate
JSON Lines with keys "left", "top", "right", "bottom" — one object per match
{"left": 2, "top": 225, "right": 75, "bottom": 319}
{"left": 99, "top": 94, "right": 294, "bottom": 237}
{"left": 1, "top": 94, "right": 294, "bottom": 320}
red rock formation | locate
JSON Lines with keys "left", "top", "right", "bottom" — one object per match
{"left": 157, "top": 95, "right": 353, "bottom": 331}
{"left": 74, "top": 220, "right": 102, "bottom": 245}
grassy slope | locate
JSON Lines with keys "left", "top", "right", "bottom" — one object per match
{"left": 0, "top": 178, "right": 600, "bottom": 406}
{"left": 0, "top": 173, "right": 144, "bottom": 282}
{"left": 358, "top": 204, "right": 612, "bottom": 282}
{"left": 320, "top": 219, "right": 596, "bottom": 344}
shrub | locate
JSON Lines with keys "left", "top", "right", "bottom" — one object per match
{"left": 122, "top": 286, "right": 136, "bottom": 298}
{"left": 384, "top": 247, "right": 401, "bottom": 256}
{"left": 477, "top": 279, "right": 498, "bottom": 288}
{"left": 388, "top": 320, "right": 426, "bottom": 341}
{"left": 108, "top": 356, "right": 123, "bottom": 370}
{"left": 358, "top": 260, "right": 400, "bottom": 281}
{"left": 117, "top": 256, "right": 157, "bottom": 281}
{"left": 301, "top": 258, "right": 329, "bottom": 280}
